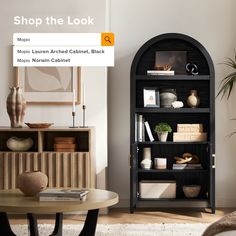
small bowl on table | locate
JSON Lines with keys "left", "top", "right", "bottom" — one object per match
{"left": 183, "top": 185, "right": 201, "bottom": 198}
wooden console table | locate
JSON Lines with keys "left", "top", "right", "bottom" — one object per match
{"left": 0, "top": 188, "right": 119, "bottom": 236}
{"left": 0, "top": 127, "right": 96, "bottom": 189}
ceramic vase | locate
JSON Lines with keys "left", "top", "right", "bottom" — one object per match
{"left": 17, "top": 171, "right": 48, "bottom": 196}
{"left": 157, "top": 131, "right": 168, "bottom": 142}
{"left": 187, "top": 90, "right": 200, "bottom": 108}
{"left": 160, "top": 89, "right": 177, "bottom": 108}
{"left": 141, "top": 147, "right": 152, "bottom": 169}
{"left": 6, "top": 87, "right": 26, "bottom": 128}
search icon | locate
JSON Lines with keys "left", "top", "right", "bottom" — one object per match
{"left": 104, "top": 36, "right": 111, "bottom": 44}
{"left": 101, "top": 33, "right": 114, "bottom": 46}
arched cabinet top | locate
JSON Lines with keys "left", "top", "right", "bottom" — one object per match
{"left": 131, "top": 33, "right": 214, "bottom": 77}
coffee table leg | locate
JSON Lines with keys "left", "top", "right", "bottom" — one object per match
{"left": 49, "top": 213, "right": 63, "bottom": 236}
{"left": 27, "top": 213, "right": 39, "bottom": 236}
{"left": 0, "top": 212, "right": 16, "bottom": 236}
{"left": 79, "top": 209, "right": 99, "bottom": 236}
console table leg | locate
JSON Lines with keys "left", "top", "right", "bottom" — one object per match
{"left": 27, "top": 213, "right": 39, "bottom": 236}
{"left": 49, "top": 213, "right": 63, "bottom": 236}
{"left": 0, "top": 212, "right": 16, "bottom": 236}
{"left": 79, "top": 209, "right": 99, "bottom": 236}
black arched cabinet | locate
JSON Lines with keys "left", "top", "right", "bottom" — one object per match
{"left": 130, "top": 33, "right": 215, "bottom": 213}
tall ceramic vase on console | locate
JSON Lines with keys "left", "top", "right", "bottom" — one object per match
{"left": 6, "top": 87, "right": 26, "bottom": 128}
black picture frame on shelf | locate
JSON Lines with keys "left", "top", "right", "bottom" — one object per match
{"left": 143, "top": 87, "right": 160, "bottom": 107}
{"left": 155, "top": 51, "right": 187, "bottom": 74}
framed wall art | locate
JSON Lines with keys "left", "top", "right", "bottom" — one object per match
{"left": 143, "top": 87, "right": 160, "bottom": 107}
{"left": 155, "top": 51, "right": 187, "bottom": 74}
{"left": 16, "top": 67, "right": 81, "bottom": 104}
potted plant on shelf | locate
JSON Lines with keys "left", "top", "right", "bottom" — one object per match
{"left": 217, "top": 53, "right": 236, "bottom": 135}
{"left": 154, "top": 122, "right": 172, "bottom": 142}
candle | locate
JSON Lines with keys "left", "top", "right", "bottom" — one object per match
{"left": 82, "top": 82, "right": 85, "bottom": 105}
{"left": 72, "top": 89, "right": 76, "bottom": 112}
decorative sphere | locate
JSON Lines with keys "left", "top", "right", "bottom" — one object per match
{"left": 17, "top": 171, "right": 48, "bottom": 196}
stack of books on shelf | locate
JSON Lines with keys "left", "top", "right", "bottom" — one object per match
{"left": 135, "top": 114, "right": 154, "bottom": 142}
{"left": 172, "top": 163, "right": 203, "bottom": 170}
{"left": 54, "top": 137, "right": 77, "bottom": 152}
{"left": 173, "top": 124, "right": 207, "bottom": 142}
{"left": 147, "top": 70, "right": 175, "bottom": 76}
{"left": 39, "top": 188, "right": 89, "bottom": 201}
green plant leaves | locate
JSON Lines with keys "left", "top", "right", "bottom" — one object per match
{"left": 217, "top": 54, "right": 236, "bottom": 99}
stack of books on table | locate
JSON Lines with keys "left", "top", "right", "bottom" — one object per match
{"left": 39, "top": 188, "right": 89, "bottom": 201}
{"left": 172, "top": 164, "right": 203, "bottom": 170}
{"left": 147, "top": 70, "right": 175, "bottom": 76}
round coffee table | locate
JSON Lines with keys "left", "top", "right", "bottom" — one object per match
{"left": 0, "top": 188, "right": 118, "bottom": 236}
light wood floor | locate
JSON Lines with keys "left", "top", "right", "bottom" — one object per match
{"left": 9, "top": 208, "right": 235, "bottom": 225}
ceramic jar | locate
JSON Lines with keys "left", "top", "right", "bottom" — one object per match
{"left": 141, "top": 147, "right": 152, "bottom": 169}
{"left": 160, "top": 89, "right": 177, "bottom": 108}
{"left": 17, "top": 171, "right": 48, "bottom": 196}
{"left": 6, "top": 87, "right": 26, "bottom": 128}
{"left": 187, "top": 90, "right": 200, "bottom": 108}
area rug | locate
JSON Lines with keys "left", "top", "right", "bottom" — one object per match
{"left": 12, "top": 223, "right": 209, "bottom": 236}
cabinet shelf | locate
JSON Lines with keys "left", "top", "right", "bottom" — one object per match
{"left": 138, "top": 169, "right": 208, "bottom": 173}
{"left": 135, "top": 75, "right": 210, "bottom": 81}
{"left": 138, "top": 198, "right": 208, "bottom": 202}
{"left": 137, "top": 141, "right": 209, "bottom": 145}
{"left": 135, "top": 108, "right": 210, "bottom": 113}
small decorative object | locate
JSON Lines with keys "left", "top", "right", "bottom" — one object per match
{"left": 185, "top": 63, "right": 199, "bottom": 75}
{"left": 80, "top": 81, "right": 88, "bottom": 128}
{"left": 70, "top": 68, "right": 79, "bottom": 128}
{"left": 17, "top": 171, "right": 48, "bottom": 196}
{"left": 141, "top": 147, "right": 152, "bottom": 169}
{"left": 154, "top": 122, "right": 172, "bottom": 142}
{"left": 183, "top": 185, "right": 201, "bottom": 198}
{"left": 154, "top": 158, "right": 167, "bottom": 169}
{"left": 7, "top": 137, "right": 33, "bottom": 151}
{"left": 187, "top": 90, "right": 200, "bottom": 108}
{"left": 155, "top": 65, "right": 172, "bottom": 71}
{"left": 140, "top": 159, "right": 152, "bottom": 169}
{"left": 143, "top": 88, "right": 160, "bottom": 107}
{"left": 174, "top": 152, "right": 200, "bottom": 164}
{"left": 25, "top": 123, "right": 54, "bottom": 128}
{"left": 155, "top": 51, "right": 187, "bottom": 74}
{"left": 171, "top": 101, "right": 184, "bottom": 108}
{"left": 6, "top": 87, "right": 26, "bottom": 128}
{"left": 160, "top": 89, "right": 177, "bottom": 108}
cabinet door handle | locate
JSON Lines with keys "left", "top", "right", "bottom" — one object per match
{"left": 212, "top": 154, "right": 215, "bottom": 168}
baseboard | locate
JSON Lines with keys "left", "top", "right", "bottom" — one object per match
{"left": 216, "top": 198, "right": 236, "bottom": 208}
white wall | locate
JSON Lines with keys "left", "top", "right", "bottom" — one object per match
{"left": 108, "top": 0, "right": 236, "bottom": 207}
{"left": 0, "top": 0, "right": 108, "bottom": 189}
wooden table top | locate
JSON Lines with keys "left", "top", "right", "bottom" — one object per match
{"left": 0, "top": 189, "right": 119, "bottom": 214}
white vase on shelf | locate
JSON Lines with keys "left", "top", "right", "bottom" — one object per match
{"left": 141, "top": 147, "right": 152, "bottom": 169}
